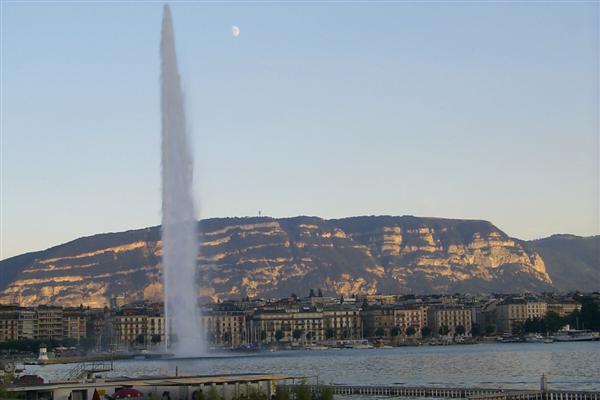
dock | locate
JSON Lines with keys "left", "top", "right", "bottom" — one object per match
{"left": 9, "top": 375, "right": 600, "bottom": 400}
{"left": 37, "top": 353, "right": 163, "bottom": 365}
{"left": 9, "top": 373, "right": 294, "bottom": 400}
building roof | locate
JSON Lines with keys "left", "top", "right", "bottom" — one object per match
{"left": 10, "top": 373, "right": 296, "bottom": 392}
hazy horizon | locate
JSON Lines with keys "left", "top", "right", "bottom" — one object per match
{"left": 2, "top": 2, "right": 598, "bottom": 260}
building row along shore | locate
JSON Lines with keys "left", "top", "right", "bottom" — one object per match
{"left": 0, "top": 291, "right": 597, "bottom": 353}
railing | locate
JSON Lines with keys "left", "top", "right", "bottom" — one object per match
{"left": 63, "top": 361, "right": 113, "bottom": 381}
{"left": 469, "top": 391, "right": 600, "bottom": 400}
{"left": 469, "top": 391, "right": 546, "bottom": 400}
{"left": 278, "top": 385, "right": 600, "bottom": 400}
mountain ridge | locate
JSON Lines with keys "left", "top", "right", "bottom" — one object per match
{"left": 0, "top": 215, "right": 597, "bottom": 306}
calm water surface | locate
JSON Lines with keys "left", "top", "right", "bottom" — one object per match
{"left": 24, "top": 342, "right": 600, "bottom": 391}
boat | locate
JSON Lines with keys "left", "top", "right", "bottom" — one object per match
{"left": 525, "top": 334, "right": 544, "bottom": 343}
{"left": 305, "top": 345, "right": 329, "bottom": 350}
{"left": 336, "top": 339, "right": 374, "bottom": 349}
{"left": 352, "top": 339, "right": 374, "bottom": 349}
{"left": 552, "top": 329, "right": 599, "bottom": 342}
{"left": 497, "top": 334, "right": 523, "bottom": 343}
{"left": 373, "top": 340, "right": 392, "bottom": 349}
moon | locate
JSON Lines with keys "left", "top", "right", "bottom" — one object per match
{"left": 232, "top": 26, "right": 240, "bottom": 38}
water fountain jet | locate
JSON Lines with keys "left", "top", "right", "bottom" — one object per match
{"left": 160, "top": 4, "right": 204, "bottom": 357}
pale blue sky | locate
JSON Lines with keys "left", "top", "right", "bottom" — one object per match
{"left": 1, "top": 1, "right": 598, "bottom": 260}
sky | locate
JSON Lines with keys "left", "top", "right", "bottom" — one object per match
{"left": 1, "top": 1, "right": 598, "bottom": 260}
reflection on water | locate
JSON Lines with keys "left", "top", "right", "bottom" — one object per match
{"left": 24, "top": 342, "right": 600, "bottom": 391}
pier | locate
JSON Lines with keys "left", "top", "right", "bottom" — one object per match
{"left": 281, "top": 384, "right": 600, "bottom": 400}
{"left": 9, "top": 373, "right": 294, "bottom": 400}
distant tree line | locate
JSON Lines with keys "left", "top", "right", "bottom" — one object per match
{"left": 0, "top": 338, "right": 86, "bottom": 353}
{"left": 519, "top": 295, "right": 600, "bottom": 334}
{"left": 469, "top": 323, "right": 497, "bottom": 337}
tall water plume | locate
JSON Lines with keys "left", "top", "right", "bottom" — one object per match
{"left": 161, "top": 4, "right": 203, "bottom": 356}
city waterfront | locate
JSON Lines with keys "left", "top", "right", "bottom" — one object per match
{"left": 22, "top": 342, "right": 600, "bottom": 392}
{"left": 3, "top": 3, "right": 598, "bottom": 400}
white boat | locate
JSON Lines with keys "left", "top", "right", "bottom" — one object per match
{"left": 498, "top": 334, "right": 522, "bottom": 343}
{"left": 305, "top": 345, "right": 329, "bottom": 350}
{"left": 552, "top": 329, "right": 599, "bottom": 342}
{"left": 338, "top": 339, "right": 374, "bottom": 349}
{"left": 352, "top": 340, "right": 374, "bottom": 349}
{"left": 525, "top": 334, "right": 544, "bottom": 343}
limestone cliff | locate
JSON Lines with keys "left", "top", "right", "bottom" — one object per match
{"left": 0, "top": 216, "right": 559, "bottom": 306}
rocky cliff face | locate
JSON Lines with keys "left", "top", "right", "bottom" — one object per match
{"left": 0, "top": 216, "right": 556, "bottom": 306}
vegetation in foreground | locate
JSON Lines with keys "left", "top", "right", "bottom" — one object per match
{"left": 188, "top": 382, "right": 334, "bottom": 400}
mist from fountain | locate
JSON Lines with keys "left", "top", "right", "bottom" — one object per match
{"left": 160, "top": 4, "right": 204, "bottom": 357}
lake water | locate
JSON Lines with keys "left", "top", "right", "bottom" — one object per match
{"left": 23, "top": 342, "right": 600, "bottom": 391}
